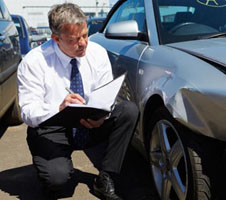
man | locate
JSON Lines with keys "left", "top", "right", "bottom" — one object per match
{"left": 17, "top": 3, "right": 139, "bottom": 200}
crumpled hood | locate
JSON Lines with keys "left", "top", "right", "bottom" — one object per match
{"left": 167, "top": 38, "right": 226, "bottom": 67}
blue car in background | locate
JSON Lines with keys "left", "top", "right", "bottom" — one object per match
{"left": 11, "top": 14, "right": 31, "bottom": 56}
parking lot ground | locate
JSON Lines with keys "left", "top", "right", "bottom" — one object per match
{"left": 0, "top": 123, "right": 159, "bottom": 200}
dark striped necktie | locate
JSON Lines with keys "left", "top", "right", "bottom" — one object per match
{"left": 70, "top": 58, "right": 89, "bottom": 149}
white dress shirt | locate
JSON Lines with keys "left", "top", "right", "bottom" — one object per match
{"left": 17, "top": 39, "right": 113, "bottom": 127}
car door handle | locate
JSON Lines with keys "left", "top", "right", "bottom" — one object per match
{"left": 0, "top": 35, "right": 6, "bottom": 41}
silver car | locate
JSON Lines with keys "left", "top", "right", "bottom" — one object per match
{"left": 90, "top": 0, "right": 226, "bottom": 199}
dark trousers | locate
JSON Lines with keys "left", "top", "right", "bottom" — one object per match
{"left": 26, "top": 101, "right": 139, "bottom": 191}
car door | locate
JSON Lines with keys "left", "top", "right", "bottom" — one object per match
{"left": 0, "top": 0, "right": 20, "bottom": 118}
{"left": 89, "top": 0, "right": 150, "bottom": 143}
{"left": 91, "top": 0, "right": 148, "bottom": 104}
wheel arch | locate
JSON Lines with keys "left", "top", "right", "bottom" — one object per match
{"left": 143, "top": 94, "right": 165, "bottom": 149}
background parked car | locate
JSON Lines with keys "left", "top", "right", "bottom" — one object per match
{"left": 90, "top": 0, "right": 226, "bottom": 199}
{"left": 11, "top": 14, "right": 31, "bottom": 56}
{"left": 36, "top": 26, "right": 51, "bottom": 40}
{"left": 0, "top": 0, "right": 23, "bottom": 125}
{"left": 87, "top": 17, "right": 105, "bottom": 36}
{"left": 29, "top": 27, "right": 48, "bottom": 48}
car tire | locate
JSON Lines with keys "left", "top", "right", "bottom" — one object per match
{"left": 147, "top": 106, "right": 220, "bottom": 200}
{"left": 3, "top": 95, "right": 23, "bottom": 126}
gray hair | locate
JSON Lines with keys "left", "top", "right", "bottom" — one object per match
{"left": 48, "top": 3, "right": 87, "bottom": 35}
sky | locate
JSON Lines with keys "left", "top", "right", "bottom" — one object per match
{"left": 109, "top": 0, "right": 118, "bottom": 6}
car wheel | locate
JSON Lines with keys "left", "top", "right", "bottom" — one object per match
{"left": 3, "top": 95, "right": 23, "bottom": 126}
{"left": 148, "top": 106, "right": 216, "bottom": 200}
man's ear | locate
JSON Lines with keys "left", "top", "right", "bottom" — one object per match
{"left": 51, "top": 34, "right": 60, "bottom": 44}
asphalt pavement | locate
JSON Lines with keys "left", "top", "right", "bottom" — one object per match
{"left": 0, "top": 123, "right": 159, "bottom": 200}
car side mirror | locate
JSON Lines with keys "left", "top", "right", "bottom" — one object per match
{"left": 105, "top": 20, "right": 140, "bottom": 39}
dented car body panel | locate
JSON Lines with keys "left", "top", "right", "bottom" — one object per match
{"left": 139, "top": 39, "right": 226, "bottom": 141}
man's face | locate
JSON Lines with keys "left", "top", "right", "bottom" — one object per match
{"left": 52, "top": 23, "right": 88, "bottom": 58}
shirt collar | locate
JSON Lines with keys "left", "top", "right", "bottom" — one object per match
{"left": 53, "top": 41, "right": 81, "bottom": 68}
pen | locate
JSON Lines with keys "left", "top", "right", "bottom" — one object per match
{"left": 66, "top": 87, "right": 87, "bottom": 104}
{"left": 65, "top": 87, "right": 74, "bottom": 94}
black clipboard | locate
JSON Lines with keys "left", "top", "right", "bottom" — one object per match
{"left": 40, "top": 72, "right": 126, "bottom": 127}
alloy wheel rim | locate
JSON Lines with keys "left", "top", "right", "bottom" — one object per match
{"left": 150, "top": 120, "right": 188, "bottom": 200}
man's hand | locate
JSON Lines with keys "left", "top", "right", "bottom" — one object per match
{"left": 80, "top": 117, "right": 105, "bottom": 129}
{"left": 59, "top": 93, "right": 86, "bottom": 111}
{"left": 59, "top": 94, "right": 105, "bottom": 129}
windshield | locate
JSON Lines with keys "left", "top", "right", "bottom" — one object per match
{"left": 154, "top": 0, "right": 226, "bottom": 44}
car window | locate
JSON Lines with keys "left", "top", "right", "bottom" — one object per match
{"left": 24, "top": 18, "right": 30, "bottom": 34}
{"left": 12, "top": 16, "right": 23, "bottom": 37}
{"left": 105, "top": 0, "right": 146, "bottom": 33}
{"left": 158, "top": 5, "right": 196, "bottom": 32}
{"left": 0, "top": 0, "right": 10, "bottom": 20}
{"left": 0, "top": 6, "right": 3, "bottom": 19}
{"left": 88, "top": 18, "right": 105, "bottom": 36}
{"left": 154, "top": 0, "right": 226, "bottom": 44}
{"left": 159, "top": 6, "right": 195, "bottom": 23}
